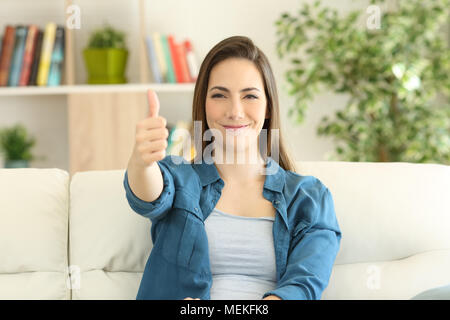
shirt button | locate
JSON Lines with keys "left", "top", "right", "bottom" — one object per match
{"left": 274, "top": 200, "right": 280, "bottom": 205}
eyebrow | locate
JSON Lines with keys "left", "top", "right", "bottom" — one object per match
{"left": 209, "top": 86, "right": 261, "bottom": 93}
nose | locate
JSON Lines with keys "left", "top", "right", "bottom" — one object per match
{"left": 226, "top": 97, "right": 245, "bottom": 119}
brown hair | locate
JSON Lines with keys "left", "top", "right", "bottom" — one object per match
{"left": 191, "top": 35, "right": 296, "bottom": 172}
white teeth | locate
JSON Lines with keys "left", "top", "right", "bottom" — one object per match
{"left": 224, "top": 125, "right": 249, "bottom": 136}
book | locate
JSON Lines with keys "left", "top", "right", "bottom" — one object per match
{"left": 47, "top": 26, "right": 65, "bottom": 86}
{"left": 19, "top": 25, "right": 39, "bottom": 86}
{"left": 167, "top": 35, "right": 183, "bottom": 83}
{"left": 149, "top": 34, "right": 198, "bottom": 84}
{"left": 166, "top": 125, "right": 177, "bottom": 154}
{"left": 0, "top": 26, "right": 16, "bottom": 86}
{"left": 29, "top": 30, "right": 43, "bottom": 86}
{"left": 8, "top": 26, "right": 28, "bottom": 86}
{"left": 37, "top": 22, "right": 57, "bottom": 86}
{"left": 145, "top": 35, "right": 162, "bottom": 83}
{"left": 161, "top": 34, "right": 176, "bottom": 83}
{"left": 184, "top": 39, "right": 198, "bottom": 82}
{"left": 165, "top": 123, "right": 175, "bottom": 153}
{"left": 176, "top": 41, "right": 190, "bottom": 83}
{"left": 152, "top": 32, "right": 167, "bottom": 82}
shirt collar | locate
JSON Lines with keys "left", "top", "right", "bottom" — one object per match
{"left": 192, "top": 157, "right": 285, "bottom": 194}
{"left": 263, "top": 157, "right": 285, "bottom": 193}
{"left": 192, "top": 159, "right": 222, "bottom": 187}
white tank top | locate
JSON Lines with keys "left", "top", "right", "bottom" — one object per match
{"left": 204, "top": 207, "right": 277, "bottom": 300}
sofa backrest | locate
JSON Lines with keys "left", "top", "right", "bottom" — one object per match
{"left": 295, "top": 161, "right": 450, "bottom": 299}
{"left": 68, "top": 170, "right": 151, "bottom": 300}
{"left": 0, "top": 168, "right": 70, "bottom": 300}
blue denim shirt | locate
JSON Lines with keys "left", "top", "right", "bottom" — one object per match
{"left": 123, "top": 155, "right": 341, "bottom": 300}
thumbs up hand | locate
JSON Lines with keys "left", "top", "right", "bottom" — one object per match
{"left": 147, "top": 89, "right": 160, "bottom": 118}
{"left": 133, "top": 89, "right": 169, "bottom": 167}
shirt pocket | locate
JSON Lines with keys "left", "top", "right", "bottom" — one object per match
{"left": 176, "top": 211, "right": 203, "bottom": 268}
{"left": 156, "top": 201, "right": 205, "bottom": 272}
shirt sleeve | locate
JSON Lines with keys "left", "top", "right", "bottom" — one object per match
{"left": 263, "top": 187, "right": 342, "bottom": 300}
{"left": 123, "top": 159, "right": 175, "bottom": 222}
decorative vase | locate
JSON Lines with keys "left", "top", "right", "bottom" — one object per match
{"left": 83, "top": 48, "right": 128, "bottom": 84}
{"left": 4, "top": 160, "right": 29, "bottom": 168}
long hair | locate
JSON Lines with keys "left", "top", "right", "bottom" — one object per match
{"left": 191, "top": 35, "right": 296, "bottom": 172}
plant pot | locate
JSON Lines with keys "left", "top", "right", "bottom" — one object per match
{"left": 83, "top": 48, "right": 128, "bottom": 84}
{"left": 4, "top": 160, "right": 29, "bottom": 168}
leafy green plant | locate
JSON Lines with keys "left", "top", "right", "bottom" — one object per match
{"left": 275, "top": 0, "right": 450, "bottom": 164}
{"left": 0, "top": 124, "right": 36, "bottom": 161}
{"left": 87, "top": 25, "right": 127, "bottom": 49}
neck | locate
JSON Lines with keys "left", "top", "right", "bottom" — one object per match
{"left": 213, "top": 151, "right": 267, "bottom": 185}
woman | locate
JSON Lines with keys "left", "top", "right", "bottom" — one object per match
{"left": 124, "top": 36, "right": 341, "bottom": 300}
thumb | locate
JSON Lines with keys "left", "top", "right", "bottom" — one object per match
{"left": 147, "top": 89, "right": 160, "bottom": 118}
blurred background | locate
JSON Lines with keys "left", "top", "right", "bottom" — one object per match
{"left": 0, "top": 0, "right": 448, "bottom": 175}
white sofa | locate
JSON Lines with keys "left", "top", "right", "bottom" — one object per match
{"left": 0, "top": 161, "right": 449, "bottom": 300}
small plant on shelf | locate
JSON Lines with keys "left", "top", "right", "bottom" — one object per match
{"left": 0, "top": 124, "right": 36, "bottom": 168}
{"left": 83, "top": 25, "right": 128, "bottom": 84}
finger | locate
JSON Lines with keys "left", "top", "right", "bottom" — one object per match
{"left": 139, "top": 140, "right": 168, "bottom": 153}
{"left": 136, "top": 127, "right": 168, "bottom": 143}
{"left": 142, "top": 150, "right": 165, "bottom": 164}
{"left": 147, "top": 89, "right": 160, "bottom": 118}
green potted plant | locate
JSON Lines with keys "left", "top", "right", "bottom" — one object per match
{"left": 275, "top": 0, "right": 450, "bottom": 164}
{"left": 83, "top": 25, "right": 128, "bottom": 84}
{"left": 0, "top": 124, "right": 36, "bottom": 168}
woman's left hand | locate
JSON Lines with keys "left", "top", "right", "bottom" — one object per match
{"left": 262, "top": 295, "right": 281, "bottom": 300}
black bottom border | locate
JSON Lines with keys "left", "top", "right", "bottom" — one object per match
{"left": 1, "top": 300, "right": 449, "bottom": 318}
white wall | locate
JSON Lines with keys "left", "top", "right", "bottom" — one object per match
{"left": 0, "top": 0, "right": 373, "bottom": 170}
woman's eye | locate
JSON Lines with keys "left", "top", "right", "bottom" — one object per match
{"left": 211, "top": 94, "right": 258, "bottom": 99}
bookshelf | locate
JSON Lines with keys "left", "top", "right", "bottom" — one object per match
{"left": 0, "top": 83, "right": 195, "bottom": 96}
{"left": 0, "top": 0, "right": 197, "bottom": 88}
{"left": 0, "top": 0, "right": 196, "bottom": 175}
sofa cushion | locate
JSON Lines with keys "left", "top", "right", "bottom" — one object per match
{"left": 0, "top": 168, "right": 70, "bottom": 299}
{"left": 321, "top": 248, "right": 450, "bottom": 299}
{"left": 69, "top": 169, "right": 152, "bottom": 300}
{"left": 411, "top": 283, "right": 450, "bottom": 300}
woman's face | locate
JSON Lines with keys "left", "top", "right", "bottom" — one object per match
{"left": 205, "top": 58, "right": 269, "bottom": 160}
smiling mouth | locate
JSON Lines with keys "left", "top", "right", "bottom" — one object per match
{"left": 222, "top": 125, "right": 249, "bottom": 129}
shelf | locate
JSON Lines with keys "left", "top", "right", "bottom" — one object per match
{"left": 0, "top": 83, "right": 196, "bottom": 97}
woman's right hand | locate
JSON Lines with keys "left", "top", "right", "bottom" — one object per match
{"left": 132, "top": 89, "right": 169, "bottom": 168}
